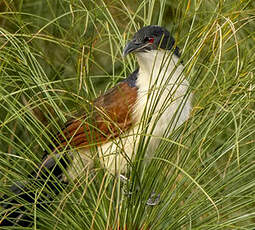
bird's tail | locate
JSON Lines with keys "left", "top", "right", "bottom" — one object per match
{"left": 0, "top": 152, "right": 70, "bottom": 227}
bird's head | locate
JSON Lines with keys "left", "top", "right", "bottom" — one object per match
{"left": 123, "top": 25, "right": 180, "bottom": 57}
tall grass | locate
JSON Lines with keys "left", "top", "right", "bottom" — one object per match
{"left": 1, "top": 0, "right": 255, "bottom": 229}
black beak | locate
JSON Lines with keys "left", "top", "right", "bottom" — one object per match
{"left": 123, "top": 40, "right": 146, "bottom": 57}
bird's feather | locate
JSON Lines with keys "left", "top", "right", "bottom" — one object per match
{"left": 56, "top": 70, "right": 138, "bottom": 150}
{"left": 0, "top": 70, "right": 138, "bottom": 227}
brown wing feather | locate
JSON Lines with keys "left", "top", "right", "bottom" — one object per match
{"left": 56, "top": 81, "right": 138, "bottom": 150}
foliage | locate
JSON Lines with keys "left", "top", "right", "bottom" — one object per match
{"left": 0, "top": 0, "right": 255, "bottom": 229}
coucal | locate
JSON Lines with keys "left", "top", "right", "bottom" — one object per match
{"left": 0, "top": 25, "right": 192, "bottom": 226}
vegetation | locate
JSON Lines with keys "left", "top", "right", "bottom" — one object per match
{"left": 0, "top": 0, "right": 255, "bottom": 229}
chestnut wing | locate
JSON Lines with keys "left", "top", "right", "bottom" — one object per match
{"left": 55, "top": 78, "right": 138, "bottom": 150}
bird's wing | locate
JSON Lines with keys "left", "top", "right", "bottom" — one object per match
{"left": 55, "top": 71, "right": 138, "bottom": 151}
{"left": 0, "top": 70, "right": 138, "bottom": 227}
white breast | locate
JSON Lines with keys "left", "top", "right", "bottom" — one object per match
{"left": 134, "top": 50, "right": 192, "bottom": 153}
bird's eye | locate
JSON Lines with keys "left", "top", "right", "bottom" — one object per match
{"left": 144, "top": 37, "right": 154, "bottom": 43}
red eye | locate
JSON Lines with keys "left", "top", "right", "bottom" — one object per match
{"left": 148, "top": 37, "right": 154, "bottom": 43}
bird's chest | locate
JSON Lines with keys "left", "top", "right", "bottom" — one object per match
{"left": 133, "top": 70, "right": 174, "bottom": 137}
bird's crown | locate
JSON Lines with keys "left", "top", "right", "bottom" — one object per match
{"left": 123, "top": 25, "right": 180, "bottom": 57}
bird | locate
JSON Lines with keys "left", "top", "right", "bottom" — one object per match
{"left": 0, "top": 25, "right": 192, "bottom": 226}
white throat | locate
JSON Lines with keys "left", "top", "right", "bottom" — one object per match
{"left": 133, "top": 49, "right": 192, "bottom": 130}
{"left": 136, "top": 50, "right": 183, "bottom": 89}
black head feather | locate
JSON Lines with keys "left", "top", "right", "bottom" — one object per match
{"left": 123, "top": 25, "right": 180, "bottom": 57}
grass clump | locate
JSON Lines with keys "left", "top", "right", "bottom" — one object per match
{"left": 1, "top": 0, "right": 255, "bottom": 229}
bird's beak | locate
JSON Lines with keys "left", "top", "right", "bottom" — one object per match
{"left": 123, "top": 39, "right": 144, "bottom": 57}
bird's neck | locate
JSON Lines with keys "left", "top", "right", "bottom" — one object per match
{"left": 135, "top": 50, "right": 183, "bottom": 90}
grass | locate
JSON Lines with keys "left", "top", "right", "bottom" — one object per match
{"left": 1, "top": 0, "right": 255, "bottom": 229}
